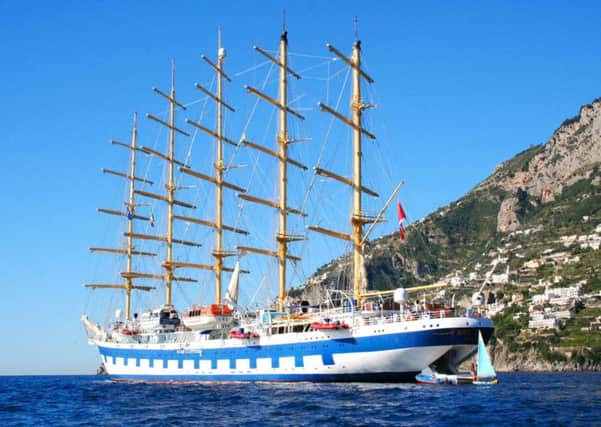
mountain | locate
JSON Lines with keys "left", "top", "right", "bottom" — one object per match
{"left": 291, "top": 97, "right": 601, "bottom": 370}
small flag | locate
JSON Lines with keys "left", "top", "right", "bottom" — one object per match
{"left": 149, "top": 209, "right": 155, "bottom": 227}
{"left": 397, "top": 200, "right": 406, "bottom": 223}
{"left": 126, "top": 206, "right": 133, "bottom": 220}
{"left": 397, "top": 200, "right": 406, "bottom": 240}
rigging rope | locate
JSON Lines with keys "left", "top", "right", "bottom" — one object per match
{"left": 229, "top": 62, "right": 276, "bottom": 237}
{"left": 91, "top": 46, "right": 406, "bottom": 312}
{"left": 232, "top": 60, "right": 271, "bottom": 78}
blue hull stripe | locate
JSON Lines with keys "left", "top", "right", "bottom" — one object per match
{"left": 99, "top": 327, "right": 493, "bottom": 372}
{"left": 110, "top": 372, "right": 420, "bottom": 383}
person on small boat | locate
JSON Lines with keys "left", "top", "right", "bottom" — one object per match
{"left": 470, "top": 362, "right": 477, "bottom": 380}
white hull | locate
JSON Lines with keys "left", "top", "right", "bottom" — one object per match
{"left": 89, "top": 315, "right": 493, "bottom": 381}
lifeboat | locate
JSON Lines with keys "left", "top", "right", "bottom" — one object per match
{"left": 203, "top": 304, "right": 233, "bottom": 316}
{"left": 121, "top": 328, "right": 139, "bottom": 335}
{"left": 229, "top": 328, "right": 260, "bottom": 339}
{"left": 311, "top": 320, "right": 349, "bottom": 330}
{"left": 182, "top": 304, "right": 235, "bottom": 331}
{"left": 185, "top": 304, "right": 233, "bottom": 318}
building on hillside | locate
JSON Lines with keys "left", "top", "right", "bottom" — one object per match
{"left": 551, "top": 309, "right": 573, "bottom": 320}
{"left": 548, "top": 296, "right": 573, "bottom": 306}
{"left": 579, "top": 234, "right": 601, "bottom": 250}
{"left": 523, "top": 259, "right": 543, "bottom": 269}
{"left": 532, "top": 293, "right": 548, "bottom": 305}
{"left": 491, "top": 272, "right": 509, "bottom": 284}
{"left": 560, "top": 235, "right": 578, "bottom": 247}
{"left": 528, "top": 305, "right": 574, "bottom": 329}
{"left": 566, "top": 255, "right": 581, "bottom": 264}
{"left": 547, "top": 283, "right": 583, "bottom": 299}
{"left": 528, "top": 312, "right": 558, "bottom": 329}
{"left": 512, "top": 293, "right": 524, "bottom": 303}
{"left": 531, "top": 283, "right": 582, "bottom": 307}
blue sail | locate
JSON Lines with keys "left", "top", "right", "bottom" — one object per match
{"left": 477, "top": 330, "right": 497, "bottom": 379}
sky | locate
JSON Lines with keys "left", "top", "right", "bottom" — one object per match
{"left": 1, "top": 1, "right": 600, "bottom": 375}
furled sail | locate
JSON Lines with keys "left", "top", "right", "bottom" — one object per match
{"left": 360, "top": 256, "right": 368, "bottom": 296}
{"left": 224, "top": 261, "right": 240, "bottom": 306}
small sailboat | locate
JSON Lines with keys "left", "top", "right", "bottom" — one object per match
{"left": 416, "top": 330, "right": 498, "bottom": 385}
{"left": 472, "top": 330, "right": 499, "bottom": 385}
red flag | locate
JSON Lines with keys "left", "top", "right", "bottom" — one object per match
{"left": 397, "top": 200, "right": 406, "bottom": 240}
{"left": 397, "top": 201, "right": 406, "bottom": 223}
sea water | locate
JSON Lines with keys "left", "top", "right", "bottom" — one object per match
{"left": 1, "top": 373, "right": 600, "bottom": 426}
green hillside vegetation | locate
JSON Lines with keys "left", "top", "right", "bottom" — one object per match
{"left": 295, "top": 98, "right": 601, "bottom": 370}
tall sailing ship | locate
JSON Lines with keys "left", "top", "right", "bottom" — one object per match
{"left": 82, "top": 26, "right": 494, "bottom": 382}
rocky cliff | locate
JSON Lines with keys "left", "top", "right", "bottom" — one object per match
{"left": 479, "top": 100, "right": 601, "bottom": 200}
{"left": 479, "top": 98, "right": 601, "bottom": 232}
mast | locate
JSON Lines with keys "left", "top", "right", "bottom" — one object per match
{"left": 139, "top": 61, "right": 204, "bottom": 307}
{"left": 215, "top": 33, "right": 225, "bottom": 304}
{"left": 351, "top": 40, "right": 363, "bottom": 306}
{"left": 165, "top": 61, "right": 177, "bottom": 306}
{"left": 238, "top": 30, "right": 306, "bottom": 312}
{"left": 277, "top": 31, "right": 290, "bottom": 312}
{"left": 125, "top": 113, "right": 138, "bottom": 319}
{"left": 181, "top": 29, "right": 249, "bottom": 305}
{"left": 308, "top": 35, "right": 377, "bottom": 306}
{"left": 86, "top": 113, "right": 157, "bottom": 320}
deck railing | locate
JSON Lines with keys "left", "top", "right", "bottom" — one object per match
{"left": 98, "top": 305, "right": 484, "bottom": 345}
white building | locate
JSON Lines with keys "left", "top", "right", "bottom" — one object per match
{"left": 491, "top": 272, "right": 509, "bottom": 284}
{"left": 560, "top": 235, "right": 578, "bottom": 247}
{"left": 578, "top": 234, "right": 601, "bottom": 250}
{"left": 523, "top": 259, "right": 543, "bottom": 269}
{"left": 552, "top": 310, "right": 573, "bottom": 320}
{"left": 529, "top": 312, "right": 559, "bottom": 329}
{"left": 528, "top": 318, "right": 558, "bottom": 329}
{"left": 546, "top": 284, "right": 582, "bottom": 299}
{"left": 532, "top": 294, "right": 548, "bottom": 305}
{"left": 548, "top": 296, "right": 573, "bottom": 306}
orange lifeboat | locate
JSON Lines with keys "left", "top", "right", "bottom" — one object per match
{"left": 229, "top": 328, "right": 260, "bottom": 339}
{"left": 311, "top": 320, "right": 349, "bottom": 330}
{"left": 201, "top": 304, "right": 233, "bottom": 316}
{"left": 186, "top": 304, "right": 234, "bottom": 318}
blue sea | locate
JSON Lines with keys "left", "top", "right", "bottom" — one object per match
{"left": 1, "top": 373, "right": 600, "bottom": 426}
